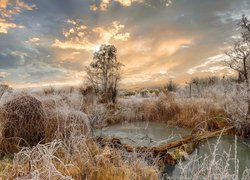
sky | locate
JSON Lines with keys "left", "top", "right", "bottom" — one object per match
{"left": 0, "top": 0, "right": 250, "bottom": 88}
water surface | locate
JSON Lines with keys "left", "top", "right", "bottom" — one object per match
{"left": 95, "top": 121, "right": 250, "bottom": 178}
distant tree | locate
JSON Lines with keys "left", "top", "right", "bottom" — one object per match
{"left": 165, "top": 80, "right": 178, "bottom": 92}
{"left": 86, "top": 44, "right": 123, "bottom": 103}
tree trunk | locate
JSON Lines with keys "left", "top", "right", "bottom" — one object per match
{"left": 245, "top": 79, "right": 250, "bottom": 136}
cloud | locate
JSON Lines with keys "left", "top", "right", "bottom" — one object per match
{"left": 0, "top": 0, "right": 8, "bottom": 8}
{"left": 27, "top": 37, "right": 40, "bottom": 43}
{"left": 0, "top": 0, "right": 36, "bottom": 33}
{"left": 0, "top": 18, "right": 24, "bottom": 33}
{"left": 100, "top": 0, "right": 110, "bottom": 11}
{"left": 52, "top": 20, "right": 130, "bottom": 51}
{"left": 0, "top": 0, "right": 36, "bottom": 18}
{"left": 90, "top": 0, "right": 172, "bottom": 11}
{"left": 114, "top": 0, "right": 143, "bottom": 7}
{"left": 1, "top": 0, "right": 249, "bottom": 88}
{"left": 16, "top": 0, "right": 36, "bottom": 11}
{"left": 0, "top": 71, "right": 9, "bottom": 78}
{"left": 165, "top": 0, "right": 172, "bottom": 7}
{"left": 187, "top": 54, "right": 227, "bottom": 75}
{"left": 93, "top": 21, "right": 130, "bottom": 42}
{"left": 89, "top": 4, "right": 98, "bottom": 11}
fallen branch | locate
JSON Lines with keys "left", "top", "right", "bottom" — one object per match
{"left": 96, "top": 126, "right": 234, "bottom": 166}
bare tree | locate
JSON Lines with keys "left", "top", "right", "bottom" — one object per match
{"left": 86, "top": 44, "right": 123, "bottom": 103}
{"left": 225, "top": 15, "right": 250, "bottom": 136}
{"left": 225, "top": 39, "right": 250, "bottom": 83}
{"left": 226, "top": 15, "right": 250, "bottom": 82}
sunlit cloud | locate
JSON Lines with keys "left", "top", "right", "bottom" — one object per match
{"left": 114, "top": 0, "right": 143, "bottom": 7}
{"left": 0, "top": 0, "right": 248, "bottom": 88}
{"left": 16, "top": 0, "right": 36, "bottom": 10}
{"left": 71, "top": 51, "right": 81, "bottom": 55}
{"left": 0, "top": 71, "right": 9, "bottom": 78}
{"left": 155, "top": 39, "right": 192, "bottom": 57}
{"left": 187, "top": 54, "right": 227, "bottom": 75}
{"left": 165, "top": 0, "right": 172, "bottom": 7}
{"left": 27, "top": 37, "right": 40, "bottom": 43}
{"left": 90, "top": 0, "right": 172, "bottom": 11}
{"left": 52, "top": 20, "right": 130, "bottom": 51}
{"left": 0, "top": 0, "right": 36, "bottom": 33}
{"left": 89, "top": 4, "right": 98, "bottom": 11}
{"left": 0, "top": 18, "right": 24, "bottom": 33}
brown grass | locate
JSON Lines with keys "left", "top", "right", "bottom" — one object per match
{"left": 174, "top": 99, "right": 228, "bottom": 131}
{"left": 0, "top": 92, "right": 159, "bottom": 179}
{"left": 115, "top": 93, "right": 229, "bottom": 132}
{"left": 0, "top": 136, "right": 159, "bottom": 179}
{"left": 0, "top": 89, "right": 232, "bottom": 179}
{"left": 0, "top": 95, "right": 45, "bottom": 154}
{"left": 44, "top": 108, "right": 91, "bottom": 142}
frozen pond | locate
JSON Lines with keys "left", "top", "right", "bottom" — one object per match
{"left": 95, "top": 121, "right": 250, "bottom": 178}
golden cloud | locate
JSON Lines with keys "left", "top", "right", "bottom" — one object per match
{"left": 114, "top": 0, "right": 143, "bottom": 7}
{"left": 187, "top": 54, "right": 226, "bottom": 75}
{"left": 0, "top": 71, "right": 9, "bottom": 78}
{"left": 90, "top": 0, "right": 172, "bottom": 11}
{"left": 0, "top": 0, "right": 8, "bottom": 8}
{"left": 0, "top": 0, "right": 36, "bottom": 33}
{"left": 27, "top": 37, "right": 40, "bottom": 43}
{"left": 16, "top": 0, "right": 36, "bottom": 11}
{"left": 52, "top": 20, "right": 130, "bottom": 51}
{"left": 0, "top": 18, "right": 24, "bottom": 33}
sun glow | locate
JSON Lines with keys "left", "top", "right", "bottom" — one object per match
{"left": 94, "top": 45, "right": 101, "bottom": 52}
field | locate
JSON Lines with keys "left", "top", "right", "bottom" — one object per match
{"left": 0, "top": 77, "right": 249, "bottom": 179}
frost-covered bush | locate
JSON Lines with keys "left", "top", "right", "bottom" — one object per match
{"left": 176, "top": 136, "right": 250, "bottom": 180}
{"left": 140, "top": 89, "right": 150, "bottom": 97}
{"left": 225, "top": 83, "right": 250, "bottom": 136}
{"left": 3, "top": 134, "right": 159, "bottom": 179}
{"left": 45, "top": 107, "right": 91, "bottom": 142}
{"left": 178, "top": 77, "right": 236, "bottom": 99}
{"left": 1, "top": 94, "right": 45, "bottom": 153}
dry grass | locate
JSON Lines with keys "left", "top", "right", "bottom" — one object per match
{"left": 115, "top": 93, "right": 229, "bottom": 132}
{"left": 0, "top": 136, "right": 159, "bottom": 179}
{"left": 0, "top": 83, "right": 246, "bottom": 179}
{"left": 0, "top": 95, "right": 45, "bottom": 154}
{"left": 0, "top": 91, "right": 159, "bottom": 179}
{"left": 176, "top": 136, "right": 250, "bottom": 180}
{"left": 44, "top": 108, "right": 91, "bottom": 142}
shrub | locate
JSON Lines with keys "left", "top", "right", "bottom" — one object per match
{"left": 6, "top": 136, "right": 159, "bottom": 179}
{"left": 79, "top": 86, "right": 94, "bottom": 96}
{"left": 43, "top": 86, "right": 55, "bottom": 95}
{"left": 1, "top": 95, "right": 45, "bottom": 154}
{"left": 44, "top": 108, "right": 91, "bottom": 142}
{"left": 140, "top": 89, "right": 149, "bottom": 97}
{"left": 165, "top": 80, "right": 178, "bottom": 92}
{"left": 124, "top": 91, "right": 136, "bottom": 97}
{"left": 176, "top": 136, "right": 250, "bottom": 180}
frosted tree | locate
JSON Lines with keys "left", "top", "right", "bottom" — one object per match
{"left": 86, "top": 44, "right": 123, "bottom": 103}
{"left": 225, "top": 15, "right": 250, "bottom": 136}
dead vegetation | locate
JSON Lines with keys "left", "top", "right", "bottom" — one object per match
{"left": 101, "top": 93, "right": 230, "bottom": 133}
{"left": 0, "top": 77, "right": 248, "bottom": 179}
{"left": 0, "top": 92, "right": 159, "bottom": 179}
{"left": 0, "top": 95, "right": 45, "bottom": 154}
